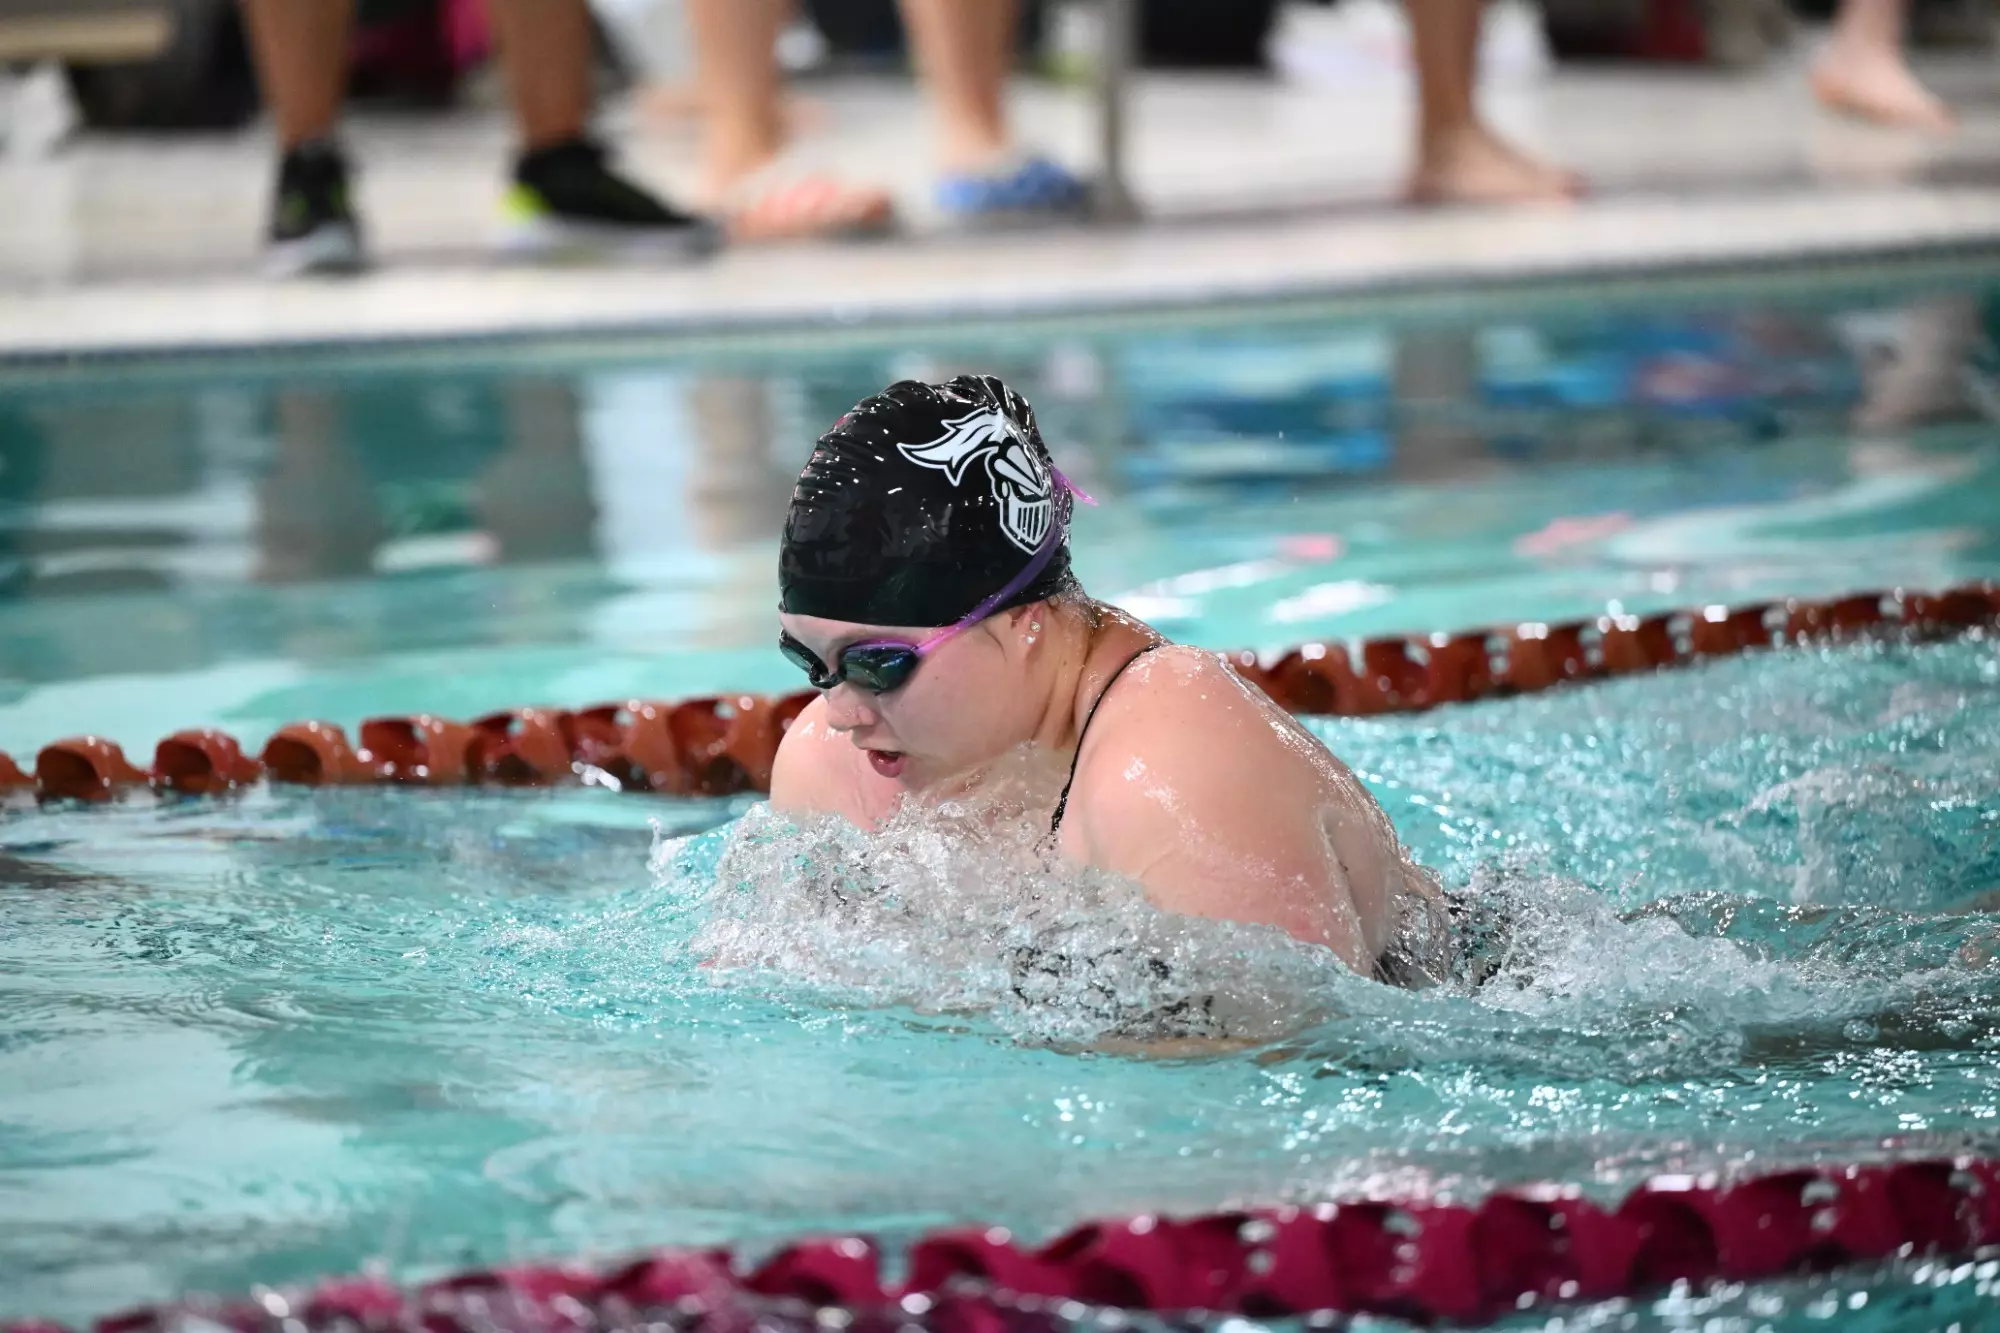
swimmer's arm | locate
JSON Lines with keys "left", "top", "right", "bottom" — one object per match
{"left": 1071, "top": 700, "right": 1371, "bottom": 973}
{"left": 767, "top": 702, "right": 823, "bottom": 816}
{"left": 769, "top": 697, "right": 869, "bottom": 824}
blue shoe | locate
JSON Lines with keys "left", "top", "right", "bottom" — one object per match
{"left": 935, "top": 156, "right": 1090, "bottom": 227}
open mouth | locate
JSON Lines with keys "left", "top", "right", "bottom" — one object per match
{"left": 865, "top": 749, "right": 907, "bottom": 779}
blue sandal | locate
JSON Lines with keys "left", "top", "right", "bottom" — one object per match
{"left": 935, "top": 156, "right": 1091, "bottom": 226}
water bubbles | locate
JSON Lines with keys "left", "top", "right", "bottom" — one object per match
{"left": 663, "top": 801, "right": 1348, "bottom": 1047}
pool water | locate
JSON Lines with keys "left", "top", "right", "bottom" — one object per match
{"left": 3, "top": 264, "right": 2000, "bottom": 1328}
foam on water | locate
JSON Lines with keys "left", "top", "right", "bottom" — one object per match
{"left": 644, "top": 640, "right": 2000, "bottom": 1067}
{"left": 663, "top": 800, "right": 1355, "bottom": 1048}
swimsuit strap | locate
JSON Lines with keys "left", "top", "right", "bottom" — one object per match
{"left": 1049, "top": 641, "right": 1164, "bottom": 837}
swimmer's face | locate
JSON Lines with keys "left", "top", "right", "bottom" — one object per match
{"left": 779, "top": 611, "right": 1028, "bottom": 787}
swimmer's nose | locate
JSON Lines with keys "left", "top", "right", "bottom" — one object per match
{"left": 820, "top": 684, "right": 880, "bottom": 733}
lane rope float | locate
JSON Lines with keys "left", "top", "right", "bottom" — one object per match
{"left": 7, "top": 1155, "right": 1999, "bottom": 1332}
{"left": 3, "top": 582, "right": 1994, "bottom": 804}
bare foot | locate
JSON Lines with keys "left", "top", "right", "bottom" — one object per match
{"left": 1811, "top": 47, "right": 1955, "bottom": 134}
{"left": 698, "top": 147, "right": 895, "bottom": 244}
{"left": 1406, "top": 121, "right": 1584, "bottom": 207}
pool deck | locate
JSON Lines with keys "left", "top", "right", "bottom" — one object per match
{"left": 4, "top": 33, "right": 2000, "bottom": 359}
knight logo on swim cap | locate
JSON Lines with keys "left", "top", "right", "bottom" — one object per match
{"left": 898, "top": 407, "right": 1055, "bottom": 555}
{"left": 778, "top": 376, "right": 1079, "bottom": 628}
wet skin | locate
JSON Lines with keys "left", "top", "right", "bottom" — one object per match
{"left": 770, "top": 601, "right": 1431, "bottom": 974}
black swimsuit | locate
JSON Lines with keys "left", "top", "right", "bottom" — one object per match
{"left": 1048, "top": 641, "right": 1163, "bottom": 837}
{"left": 1014, "top": 642, "right": 1227, "bottom": 1038}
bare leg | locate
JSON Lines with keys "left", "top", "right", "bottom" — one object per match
{"left": 486, "top": 0, "right": 595, "bottom": 150}
{"left": 637, "top": 0, "right": 823, "bottom": 135}
{"left": 239, "top": 0, "right": 354, "bottom": 148}
{"left": 898, "top": 0, "right": 1017, "bottom": 171}
{"left": 1403, "top": 0, "right": 1579, "bottom": 206}
{"left": 686, "top": 0, "right": 789, "bottom": 193}
{"left": 682, "top": 0, "right": 892, "bottom": 237}
{"left": 1812, "top": 0, "right": 1954, "bottom": 133}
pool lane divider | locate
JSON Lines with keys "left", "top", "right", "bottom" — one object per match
{"left": 4, "top": 582, "right": 1996, "bottom": 805}
{"left": 7, "top": 1155, "right": 2000, "bottom": 1331}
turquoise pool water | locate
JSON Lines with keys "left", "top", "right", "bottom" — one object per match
{"left": 3, "top": 265, "right": 2000, "bottom": 1328}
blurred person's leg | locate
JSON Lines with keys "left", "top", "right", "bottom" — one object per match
{"left": 685, "top": 0, "right": 893, "bottom": 240}
{"left": 241, "top": 0, "right": 352, "bottom": 148}
{"left": 899, "top": 0, "right": 1087, "bottom": 223}
{"left": 1404, "top": 0, "right": 1579, "bottom": 206}
{"left": 489, "top": 0, "right": 594, "bottom": 150}
{"left": 241, "top": 0, "right": 365, "bottom": 275}
{"left": 689, "top": 0, "right": 787, "bottom": 189}
{"left": 490, "top": 0, "right": 718, "bottom": 256}
{"left": 899, "top": 0, "right": 1013, "bottom": 170}
{"left": 631, "top": 0, "right": 822, "bottom": 132}
{"left": 1812, "top": 0, "right": 1953, "bottom": 133}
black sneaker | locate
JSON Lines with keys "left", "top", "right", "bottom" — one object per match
{"left": 266, "top": 138, "right": 365, "bottom": 277}
{"left": 501, "top": 137, "right": 719, "bottom": 261}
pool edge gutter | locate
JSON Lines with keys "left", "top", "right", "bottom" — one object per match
{"left": 3, "top": 230, "right": 1999, "bottom": 383}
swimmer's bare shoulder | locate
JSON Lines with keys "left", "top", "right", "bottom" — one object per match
{"left": 769, "top": 696, "right": 891, "bottom": 829}
{"left": 1061, "top": 645, "right": 1399, "bottom": 973}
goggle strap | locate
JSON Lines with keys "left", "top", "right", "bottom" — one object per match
{"left": 915, "top": 466, "right": 1088, "bottom": 655}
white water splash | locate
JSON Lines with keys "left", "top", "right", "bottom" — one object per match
{"left": 651, "top": 799, "right": 1353, "bottom": 1047}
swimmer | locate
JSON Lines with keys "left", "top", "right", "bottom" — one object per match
{"left": 770, "top": 376, "right": 1444, "bottom": 982}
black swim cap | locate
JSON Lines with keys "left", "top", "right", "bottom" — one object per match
{"left": 779, "top": 375, "right": 1080, "bottom": 627}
